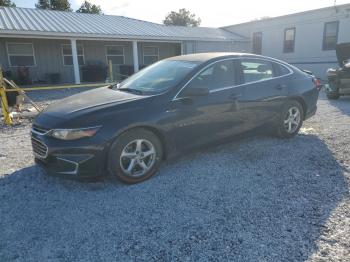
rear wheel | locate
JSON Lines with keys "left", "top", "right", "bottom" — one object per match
{"left": 276, "top": 100, "right": 304, "bottom": 138}
{"left": 108, "top": 128, "right": 163, "bottom": 184}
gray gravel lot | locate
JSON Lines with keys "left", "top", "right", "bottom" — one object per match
{"left": 0, "top": 90, "right": 349, "bottom": 261}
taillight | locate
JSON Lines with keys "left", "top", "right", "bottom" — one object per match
{"left": 313, "top": 78, "right": 322, "bottom": 90}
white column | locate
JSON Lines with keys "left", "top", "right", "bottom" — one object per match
{"left": 71, "top": 39, "right": 81, "bottom": 84}
{"left": 132, "top": 40, "right": 139, "bottom": 73}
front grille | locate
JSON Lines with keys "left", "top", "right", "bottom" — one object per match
{"left": 32, "top": 124, "right": 50, "bottom": 135}
{"left": 31, "top": 137, "right": 48, "bottom": 159}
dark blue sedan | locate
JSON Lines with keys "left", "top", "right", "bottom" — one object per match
{"left": 31, "top": 53, "right": 320, "bottom": 183}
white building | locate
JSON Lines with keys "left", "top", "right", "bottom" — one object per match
{"left": 222, "top": 3, "right": 350, "bottom": 79}
{"left": 0, "top": 7, "right": 248, "bottom": 84}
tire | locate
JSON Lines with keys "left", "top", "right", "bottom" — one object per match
{"left": 108, "top": 128, "right": 163, "bottom": 184}
{"left": 276, "top": 100, "right": 304, "bottom": 138}
{"left": 326, "top": 92, "right": 340, "bottom": 100}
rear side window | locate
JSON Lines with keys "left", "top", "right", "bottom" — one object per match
{"left": 273, "top": 62, "right": 291, "bottom": 77}
{"left": 187, "top": 60, "right": 236, "bottom": 91}
{"left": 240, "top": 59, "right": 274, "bottom": 84}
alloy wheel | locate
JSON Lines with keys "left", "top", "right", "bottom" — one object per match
{"left": 284, "top": 106, "right": 301, "bottom": 134}
{"left": 120, "top": 139, "right": 156, "bottom": 177}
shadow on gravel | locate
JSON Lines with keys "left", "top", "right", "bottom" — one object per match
{"left": 328, "top": 96, "right": 350, "bottom": 117}
{"left": 0, "top": 134, "right": 348, "bottom": 261}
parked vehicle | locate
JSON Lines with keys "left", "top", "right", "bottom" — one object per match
{"left": 31, "top": 53, "right": 320, "bottom": 183}
{"left": 326, "top": 42, "right": 350, "bottom": 99}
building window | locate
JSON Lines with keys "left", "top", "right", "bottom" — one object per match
{"left": 283, "top": 28, "right": 296, "bottom": 53}
{"left": 62, "top": 44, "right": 84, "bottom": 66}
{"left": 252, "top": 32, "right": 262, "bottom": 54}
{"left": 7, "top": 43, "right": 36, "bottom": 67}
{"left": 323, "top": 21, "right": 339, "bottom": 50}
{"left": 143, "top": 46, "right": 159, "bottom": 65}
{"left": 106, "top": 45, "right": 125, "bottom": 65}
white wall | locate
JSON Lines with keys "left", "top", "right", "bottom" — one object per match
{"left": 223, "top": 4, "right": 350, "bottom": 79}
{"left": 182, "top": 40, "right": 249, "bottom": 55}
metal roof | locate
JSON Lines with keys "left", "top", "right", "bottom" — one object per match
{"left": 0, "top": 7, "right": 247, "bottom": 42}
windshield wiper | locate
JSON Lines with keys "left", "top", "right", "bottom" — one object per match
{"left": 118, "top": 88, "right": 143, "bottom": 95}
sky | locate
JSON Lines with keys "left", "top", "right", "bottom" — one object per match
{"left": 11, "top": 0, "right": 350, "bottom": 27}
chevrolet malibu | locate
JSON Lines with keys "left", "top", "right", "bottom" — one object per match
{"left": 31, "top": 53, "right": 320, "bottom": 183}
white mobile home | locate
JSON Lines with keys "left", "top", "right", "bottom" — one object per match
{"left": 222, "top": 4, "right": 350, "bottom": 79}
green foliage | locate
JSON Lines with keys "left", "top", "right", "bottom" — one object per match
{"left": 0, "top": 0, "right": 16, "bottom": 7}
{"left": 35, "top": 0, "right": 72, "bottom": 12}
{"left": 163, "top": 8, "right": 201, "bottom": 27}
{"left": 76, "top": 1, "right": 102, "bottom": 14}
{"left": 50, "top": 0, "right": 72, "bottom": 11}
{"left": 35, "top": 0, "right": 50, "bottom": 9}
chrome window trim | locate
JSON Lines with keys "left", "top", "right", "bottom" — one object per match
{"left": 172, "top": 57, "right": 294, "bottom": 101}
{"left": 210, "top": 85, "right": 238, "bottom": 94}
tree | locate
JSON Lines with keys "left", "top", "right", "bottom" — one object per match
{"left": 76, "top": 1, "right": 102, "bottom": 14}
{"left": 35, "top": 0, "right": 50, "bottom": 9}
{"left": 36, "top": 0, "right": 72, "bottom": 12}
{"left": 0, "top": 0, "right": 16, "bottom": 7}
{"left": 50, "top": 0, "right": 72, "bottom": 11}
{"left": 163, "top": 8, "right": 201, "bottom": 27}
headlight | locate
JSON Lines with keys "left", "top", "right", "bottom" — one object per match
{"left": 50, "top": 126, "right": 101, "bottom": 140}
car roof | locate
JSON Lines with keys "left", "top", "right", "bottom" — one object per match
{"left": 166, "top": 52, "right": 271, "bottom": 63}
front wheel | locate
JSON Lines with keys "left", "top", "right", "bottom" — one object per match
{"left": 276, "top": 100, "right": 304, "bottom": 138}
{"left": 108, "top": 128, "right": 163, "bottom": 184}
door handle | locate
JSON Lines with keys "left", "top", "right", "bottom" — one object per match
{"left": 229, "top": 93, "right": 242, "bottom": 100}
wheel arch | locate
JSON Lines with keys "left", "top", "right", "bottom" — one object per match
{"left": 107, "top": 124, "right": 169, "bottom": 160}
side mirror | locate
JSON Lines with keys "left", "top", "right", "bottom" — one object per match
{"left": 182, "top": 86, "right": 209, "bottom": 97}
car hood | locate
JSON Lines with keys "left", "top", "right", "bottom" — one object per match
{"left": 336, "top": 43, "right": 350, "bottom": 67}
{"left": 41, "top": 86, "right": 150, "bottom": 119}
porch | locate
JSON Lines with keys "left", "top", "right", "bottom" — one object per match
{"left": 0, "top": 37, "right": 182, "bottom": 85}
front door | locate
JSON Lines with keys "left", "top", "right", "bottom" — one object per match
{"left": 168, "top": 59, "right": 245, "bottom": 151}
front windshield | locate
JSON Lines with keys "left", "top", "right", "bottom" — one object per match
{"left": 115, "top": 60, "right": 199, "bottom": 94}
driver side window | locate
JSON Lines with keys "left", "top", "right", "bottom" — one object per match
{"left": 185, "top": 60, "right": 236, "bottom": 91}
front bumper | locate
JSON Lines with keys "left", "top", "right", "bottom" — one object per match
{"left": 31, "top": 131, "right": 107, "bottom": 178}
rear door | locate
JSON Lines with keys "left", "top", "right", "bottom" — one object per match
{"left": 238, "top": 58, "right": 290, "bottom": 129}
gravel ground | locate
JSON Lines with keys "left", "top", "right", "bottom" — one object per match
{"left": 0, "top": 90, "right": 349, "bottom": 261}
